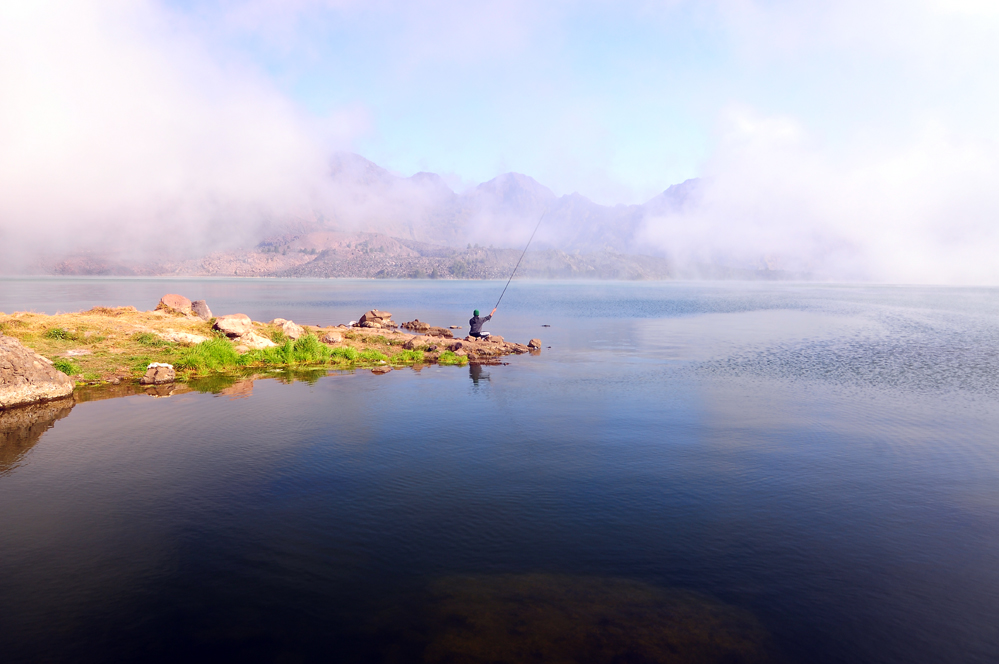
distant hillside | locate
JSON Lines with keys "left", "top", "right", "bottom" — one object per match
{"left": 42, "top": 154, "right": 807, "bottom": 280}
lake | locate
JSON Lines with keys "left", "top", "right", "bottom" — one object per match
{"left": 1, "top": 277, "right": 998, "bottom": 663}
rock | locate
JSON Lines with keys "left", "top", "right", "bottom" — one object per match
{"left": 278, "top": 320, "right": 305, "bottom": 340}
{"left": 320, "top": 331, "right": 343, "bottom": 344}
{"left": 357, "top": 309, "right": 396, "bottom": 328}
{"left": 139, "top": 362, "right": 175, "bottom": 385}
{"left": 402, "top": 338, "right": 419, "bottom": 350}
{"left": 528, "top": 338, "right": 542, "bottom": 349}
{"left": 426, "top": 327, "right": 454, "bottom": 338}
{"left": 401, "top": 319, "right": 431, "bottom": 332}
{"left": 371, "top": 366, "right": 392, "bottom": 374}
{"left": 488, "top": 335, "right": 505, "bottom": 344}
{"left": 239, "top": 331, "right": 277, "bottom": 350}
{"left": 0, "top": 335, "right": 75, "bottom": 409}
{"left": 158, "top": 330, "right": 210, "bottom": 345}
{"left": 269, "top": 318, "right": 288, "bottom": 326}
{"left": 234, "top": 345, "right": 249, "bottom": 353}
{"left": 449, "top": 325, "right": 462, "bottom": 329}
{"left": 156, "top": 294, "right": 193, "bottom": 315}
{"left": 65, "top": 349, "right": 91, "bottom": 356}
{"left": 426, "top": 345, "right": 439, "bottom": 352}
{"left": 213, "top": 314, "right": 253, "bottom": 337}
{"left": 448, "top": 342, "right": 463, "bottom": 352}
{"left": 191, "top": 300, "right": 212, "bottom": 320}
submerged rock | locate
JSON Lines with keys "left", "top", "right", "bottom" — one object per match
{"left": 156, "top": 294, "right": 193, "bottom": 315}
{"left": 0, "top": 335, "right": 74, "bottom": 409}
{"left": 191, "top": 299, "right": 212, "bottom": 320}
{"left": 371, "top": 366, "right": 392, "bottom": 374}
{"left": 139, "top": 363, "right": 175, "bottom": 385}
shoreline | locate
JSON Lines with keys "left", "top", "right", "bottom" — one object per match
{"left": 0, "top": 299, "right": 539, "bottom": 395}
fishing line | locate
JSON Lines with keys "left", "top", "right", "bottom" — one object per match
{"left": 494, "top": 209, "right": 546, "bottom": 311}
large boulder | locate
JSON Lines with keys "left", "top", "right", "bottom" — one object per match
{"left": 357, "top": 310, "right": 396, "bottom": 329}
{"left": 139, "top": 363, "right": 175, "bottom": 385}
{"left": 528, "top": 338, "right": 542, "bottom": 349}
{"left": 320, "top": 331, "right": 343, "bottom": 345}
{"left": 191, "top": 300, "right": 212, "bottom": 320}
{"left": 0, "top": 335, "right": 75, "bottom": 409}
{"left": 270, "top": 319, "right": 304, "bottom": 340}
{"left": 426, "top": 327, "right": 454, "bottom": 338}
{"left": 401, "top": 319, "right": 431, "bottom": 332}
{"left": 213, "top": 314, "right": 253, "bottom": 337}
{"left": 156, "top": 294, "right": 193, "bottom": 315}
{"left": 239, "top": 331, "right": 277, "bottom": 350}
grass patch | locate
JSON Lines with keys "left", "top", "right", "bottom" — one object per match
{"left": 438, "top": 350, "right": 468, "bottom": 366}
{"left": 44, "top": 327, "right": 77, "bottom": 341}
{"left": 270, "top": 329, "right": 287, "bottom": 344}
{"left": 131, "top": 332, "right": 166, "bottom": 347}
{"left": 175, "top": 337, "right": 241, "bottom": 372}
{"left": 358, "top": 349, "right": 388, "bottom": 363}
{"left": 330, "top": 346, "right": 360, "bottom": 363}
{"left": 392, "top": 349, "right": 424, "bottom": 364}
{"left": 53, "top": 358, "right": 82, "bottom": 375}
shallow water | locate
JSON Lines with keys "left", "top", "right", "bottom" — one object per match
{"left": 1, "top": 278, "right": 998, "bottom": 663}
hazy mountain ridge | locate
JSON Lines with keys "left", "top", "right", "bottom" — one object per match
{"left": 42, "top": 154, "right": 807, "bottom": 280}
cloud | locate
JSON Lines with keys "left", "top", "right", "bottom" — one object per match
{"left": 639, "top": 108, "right": 999, "bottom": 283}
{"left": 0, "top": 0, "right": 360, "bottom": 270}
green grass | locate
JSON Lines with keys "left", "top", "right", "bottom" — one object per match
{"left": 438, "top": 350, "right": 468, "bottom": 366}
{"left": 392, "top": 349, "right": 424, "bottom": 364}
{"left": 175, "top": 337, "right": 242, "bottom": 371}
{"left": 53, "top": 358, "right": 81, "bottom": 375}
{"left": 131, "top": 332, "right": 166, "bottom": 347}
{"left": 44, "top": 327, "right": 77, "bottom": 341}
{"left": 357, "top": 349, "right": 388, "bottom": 363}
{"left": 330, "top": 346, "right": 360, "bottom": 363}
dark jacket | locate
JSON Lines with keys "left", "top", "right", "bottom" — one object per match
{"left": 469, "top": 314, "right": 491, "bottom": 335}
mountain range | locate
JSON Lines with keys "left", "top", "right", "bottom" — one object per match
{"left": 46, "top": 153, "right": 799, "bottom": 280}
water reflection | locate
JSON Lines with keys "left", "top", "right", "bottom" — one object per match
{"left": 0, "top": 398, "right": 73, "bottom": 474}
{"left": 469, "top": 364, "right": 490, "bottom": 386}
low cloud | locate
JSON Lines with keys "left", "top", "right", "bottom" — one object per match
{"left": 0, "top": 0, "right": 357, "bottom": 271}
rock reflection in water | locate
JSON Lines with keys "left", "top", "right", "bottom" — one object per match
{"left": 376, "top": 574, "right": 770, "bottom": 664}
{"left": 0, "top": 398, "right": 74, "bottom": 474}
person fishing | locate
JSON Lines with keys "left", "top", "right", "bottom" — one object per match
{"left": 468, "top": 209, "right": 547, "bottom": 342}
{"left": 469, "top": 308, "right": 496, "bottom": 339}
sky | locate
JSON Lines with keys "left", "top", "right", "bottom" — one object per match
{"left": 2, "top": 0, "right": 999, "bottom": 282}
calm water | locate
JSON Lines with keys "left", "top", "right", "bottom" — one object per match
{"left": 2, "top": 278, "right": 999, "bottom": 663}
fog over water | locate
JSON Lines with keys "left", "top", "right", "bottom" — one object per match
{"left": 2, "top": 1, "right": 998, "bottom": 282}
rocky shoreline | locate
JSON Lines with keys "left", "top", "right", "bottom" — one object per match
{"left": 0, "top": 293, "right": 541, "bottom": 410}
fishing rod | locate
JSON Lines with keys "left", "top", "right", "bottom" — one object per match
{"left": 494, "top": 209, "right": 546, "bottom": 311}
